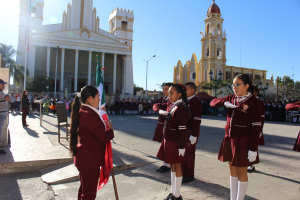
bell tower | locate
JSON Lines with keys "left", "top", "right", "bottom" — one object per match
{"left": 199, "top": 0, "right": 227, "bottom": 84}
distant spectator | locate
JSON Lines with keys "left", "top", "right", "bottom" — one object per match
{"left": 15, "top": 92, "right": 21, "bottom": 113}
{"left": 21, "top": 90, "right": 30, "bottom": 127}
{"left": 0, "top": 79, "right": 10, "bottom": 155}
{"left": 9, "top": 93, "right": 16, "bottom": 113}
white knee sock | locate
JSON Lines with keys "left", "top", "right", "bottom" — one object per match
{"left": 174, "top": 176, "right": 183, "bottom": 198}
{"left": 230, "top": 176, "right": 238, "bottom": 200}
{"left": 237, "top": 181, "right": 248, "bottom": 200}
{"left": 171, "top": 172, "right": 175, "bottom": 194}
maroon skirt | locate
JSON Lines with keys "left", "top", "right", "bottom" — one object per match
{"left": 157, "top": 138, "right": 186, "bottom": 164}
{"left": 293, "top": 132, "right": 300, "bottom": 152}
{"left": 153, "top": 122, "right": 164, "bottom": 142}
{"left": 218, "top": 136, "right": 259, "bottom": 167}
{"left": 259, "top": 132, "right": 265, "bottom": 145}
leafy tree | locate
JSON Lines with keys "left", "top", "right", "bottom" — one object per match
{"left": 198, "top": 79, "right": 234, "bottom": 96}
{"left": 26, "top": 74, "right": 53, "bottom": 93}
{"left": 156, "top": 82, "right": 167, "bottom": 90}
{"left": 0, "top": 43, "right": 17, "bottom": 68}
{"left": 9, "top": 62, "right": 28, "bottom": 86}
{"left": 133, "top": 84, "right": 144, "bottom": 95}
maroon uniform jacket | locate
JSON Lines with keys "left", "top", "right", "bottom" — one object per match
{"left": 153, "top": 97, "right": 170, "bottom": 123}
{"left": 210, "top": 94, "right": 262, "bottom": 151}
{"left": 74, "top": 105, "right": 114, "bottom": 169}
{"left": 285, "top": 102, "right": 300, "bottom": 111}
{"left": 164, "top": 102, "right": 187, "bottom": 149}
{"left": 186, "top": 95, "right": 202, "bottom": 137}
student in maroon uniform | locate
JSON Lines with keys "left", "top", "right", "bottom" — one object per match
{"left": 152, "top": 83, "right": 173, "bottom": 173}
{"left": 248, "top": 86, "right": 265, "bottom": 172}
{"left": 181, "top": 82, "right": 202, "bottom": 183}
{"left": 210, "top": 74, "right": 262, "bottom": 200}
{"left": 285, "top": 101, "right": 300, "bottom": 152}
{"left": 70, "top": 86, "right": 114, "bottom": 200}
{"left": 157, "top": 84, "right": 189, "bottom": 200}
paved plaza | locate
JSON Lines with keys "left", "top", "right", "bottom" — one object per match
{"left": 0, "top": 112, "right": 299, "bottom": 200}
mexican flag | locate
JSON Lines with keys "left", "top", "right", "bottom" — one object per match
{"left": 96, "top": 55, "right": 106, "bottom": 108}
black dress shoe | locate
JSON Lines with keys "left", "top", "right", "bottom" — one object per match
{"left": 160, "top": 166, "right": 171, "bottom": 173}
{"left": 156, "top": 166, "right": 164, "bottom": 172}
{"left": 164, "top": 193, "right": 173, "bottom": 200}
{"left": 23, "top": 124, "right": 29, "bottom": 127}
{"left": 182, "top": 176, "right": 195, "bottom": 183}
{"left": 247, "top": 166, "right": 256, "bottom": 172}
{"left": 170, "top": 195, "right": 183, "bottom": 200}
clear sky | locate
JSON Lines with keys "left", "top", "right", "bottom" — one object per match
{"left": 1, "top": 0, "right": 300, "bottom": 91}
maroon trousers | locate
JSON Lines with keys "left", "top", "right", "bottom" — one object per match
{"left": 181, "top": 132, "right": 199, "bottom": 177}
{"left": 77, "top": 168, "right": 100, "bottom": 200}
{"left": 22, "top": 107, "right": 29, "bottom": 126}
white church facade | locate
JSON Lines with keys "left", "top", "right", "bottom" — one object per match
{"left": 16, "top": 0, "right": 134, "bottom": 95}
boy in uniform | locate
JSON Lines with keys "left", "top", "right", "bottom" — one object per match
{"left": 181, "top": 82, "right": 202, "bottom": 183}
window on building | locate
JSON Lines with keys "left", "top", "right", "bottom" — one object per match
{"left": 111, "top": 22, "right": 114, "bottom": 32}
{"left": 233, "top": 72, "right": 240, "bottom": 77}
{"left": 217, "top": 24, "right": 221, "bottom": 34}
{"left": 206, "top": 24, "right": 210, "bottom": 35}
{"left": 206, "top": 48, "right": 209, "bottom": 56}
{"left": 255, "top": 74, "right": 261, "bottom": 80}
{"left": 30, "top": 7, "right": 36, "bottom": 17}
{"left": 226, "top": 71, "right": 231, "bottom": 81}
{"left": 121, "top": 21, "right": 127, "bottom": 30}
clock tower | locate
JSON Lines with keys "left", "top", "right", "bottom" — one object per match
{"left": 199, "top": 0, "right": 227, "bottom": 86}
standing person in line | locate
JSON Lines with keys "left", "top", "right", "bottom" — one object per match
{"left": 15, "top": 92, "right": 21, "bottom": 114}
{"left": 9, "top": 93, "right": 16, "bottom": 114}
{"left": 43, "top": 97, "right": 50, "bottom": 115}
{"left": 285, "top": 101, "right": 300, "bottom": 153}
{"left": 156, "top": 84, "right": 189, "bottom": 200}
{"left": 152, "top": 82, "right": 173, "bottom": 173}
{"left": 69, "top": 86, "right": 114, "bottom": 200}
{"left": 210, "top": 74, "right": 262, "bottom": 200}
{"left": 0, "top": 79, "right": 11, "bottom": 155}
{"left": 30, "top": 93, "right": 35, "bottom": 113}
{"left": 248, "top": 86, "right": 265, "bottom": 172}
{"left": 181, "top": 82, "right": 202, "bottom": 183}
{"left": 21, "top": 90, "right": 30, "bottom": 127}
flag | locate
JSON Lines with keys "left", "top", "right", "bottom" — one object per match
{"left": 96, "top": 54, "right": 106, "bottom": 108}
{"left": 98, "top": 111, "right": 113, "bottom": 190}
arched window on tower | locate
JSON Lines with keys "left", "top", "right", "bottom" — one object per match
{"left": 217, "top": 24, "right": 221, "bottom": 35}
{"left": 206, "top": 24, "right": 210, "bottom": 35}
{"left": 206, "top": 48, "right": 209, "bottom": 57}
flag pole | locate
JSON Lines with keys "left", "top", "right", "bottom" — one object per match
{"left": 111, "top": 168, "right": 119, "bottom": 200}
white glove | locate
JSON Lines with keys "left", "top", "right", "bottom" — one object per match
{"left": 179, "top": 149, "right": 185, "bottom": 156}
{"left": 189, "top": 135, "right": 197, "bottom": 145}
{"left": 224, "top": 101, "right": 237, "bottom": 108}
{"left": 159, "top": 110, "right": 169, "bottom": 115}
{"left": 260, "top": 132, "right": 263, "bottom": 138}
{"left": 248, "top": 150, "right": 257, "bottom": 162}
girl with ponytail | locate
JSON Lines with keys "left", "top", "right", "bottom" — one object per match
{"left": 156, "top": 84, "right": 189, "bottom": 200}
{"left": 70, "top": 85, "right": 114, "bottom": 200}
{"left": 210, "top": 74, "right": 262, "bottom": 200}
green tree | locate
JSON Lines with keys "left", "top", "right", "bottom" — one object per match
{"left": 133, "top": 84, "right": 144, "bottom": 95}
{"left": 26, "top": 74, "right": 53, "bottom": 93}
{"left": 198, "top": 79, "right": 234, "bottom": 96}
{"left": 156, "top": 82, "right": 167, "bottom": 90}
{"left": 9, "top": 62, "right": 28, "bottom": 86}
{"left": 0, "top": 43, "right": 17, "bottom": 68}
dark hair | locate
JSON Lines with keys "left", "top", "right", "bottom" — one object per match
{"left": 251, "top": 86, "right": 259, "bottom": 96}
{"left": 21, "top": 90, "right": 28, "bottom": 104}
{"left": 171, "top": 84, "right": 190, "bottom": 119}
{"left": 164, "top": 82, "right": 173, "bottom": 87}
{"left": 234, "top": 74, "right": 253, "bottom": 92}
{"left": 185, "top": 82, "right": 196, "bottom": 91}
{"left": 69, "top": 85, "right": 99, "bottom": 157}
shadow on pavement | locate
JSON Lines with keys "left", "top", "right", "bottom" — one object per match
{"left": 255, "top": 170, "right": 300, "bottom": 185}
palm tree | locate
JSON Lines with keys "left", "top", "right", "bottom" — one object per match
{"left": 9, "top": 62, "right": 28, "bottom": 86}
{"left": 0, "top": 43, "right": 17, "bottom": 68}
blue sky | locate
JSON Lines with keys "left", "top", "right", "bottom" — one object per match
{"left": 1, "top": 0, "right": 300, "bottom": 91}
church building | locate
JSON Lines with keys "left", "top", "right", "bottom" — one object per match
{"left": 16, "top": 0, "right": 134, "bottom": 95}
{"left": 173, "top": 1, "right": 273, "bottom": 96}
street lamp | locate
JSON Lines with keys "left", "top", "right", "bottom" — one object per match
{"left": 143, "top": 55, "right": 156, "bottom": 98}
{"left": 209, "top": 69, "right": 223, "bottom": 97}
{"left": 259, "top": 82, "right": 269, "bottom": 99}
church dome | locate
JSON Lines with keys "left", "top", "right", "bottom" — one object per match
{"left": 207, "top": 1, "right": 221, "bottom": 14}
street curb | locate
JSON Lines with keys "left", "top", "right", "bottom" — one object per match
{"left": 0, "top": 158, "right": 73, "bottom": 175}
{"left": 45, "top": 161, "right": 158, "bottom": 185}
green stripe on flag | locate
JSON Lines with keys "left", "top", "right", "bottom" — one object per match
{"left": 96, "top": 54, "right": 106, "bottom": 106}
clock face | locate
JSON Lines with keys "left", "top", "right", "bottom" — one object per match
{"left": 217, "top": 36, "right": 222, "bottom": 42}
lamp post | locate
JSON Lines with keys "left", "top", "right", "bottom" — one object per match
{"left": 143, "top": 55, "right": 156, "bottom": 98}
{"left": 259, "top": 82, "right": 269, "bottom": 99}
{"left": 209, "top": 69, "right": 223, "bottom": 97}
